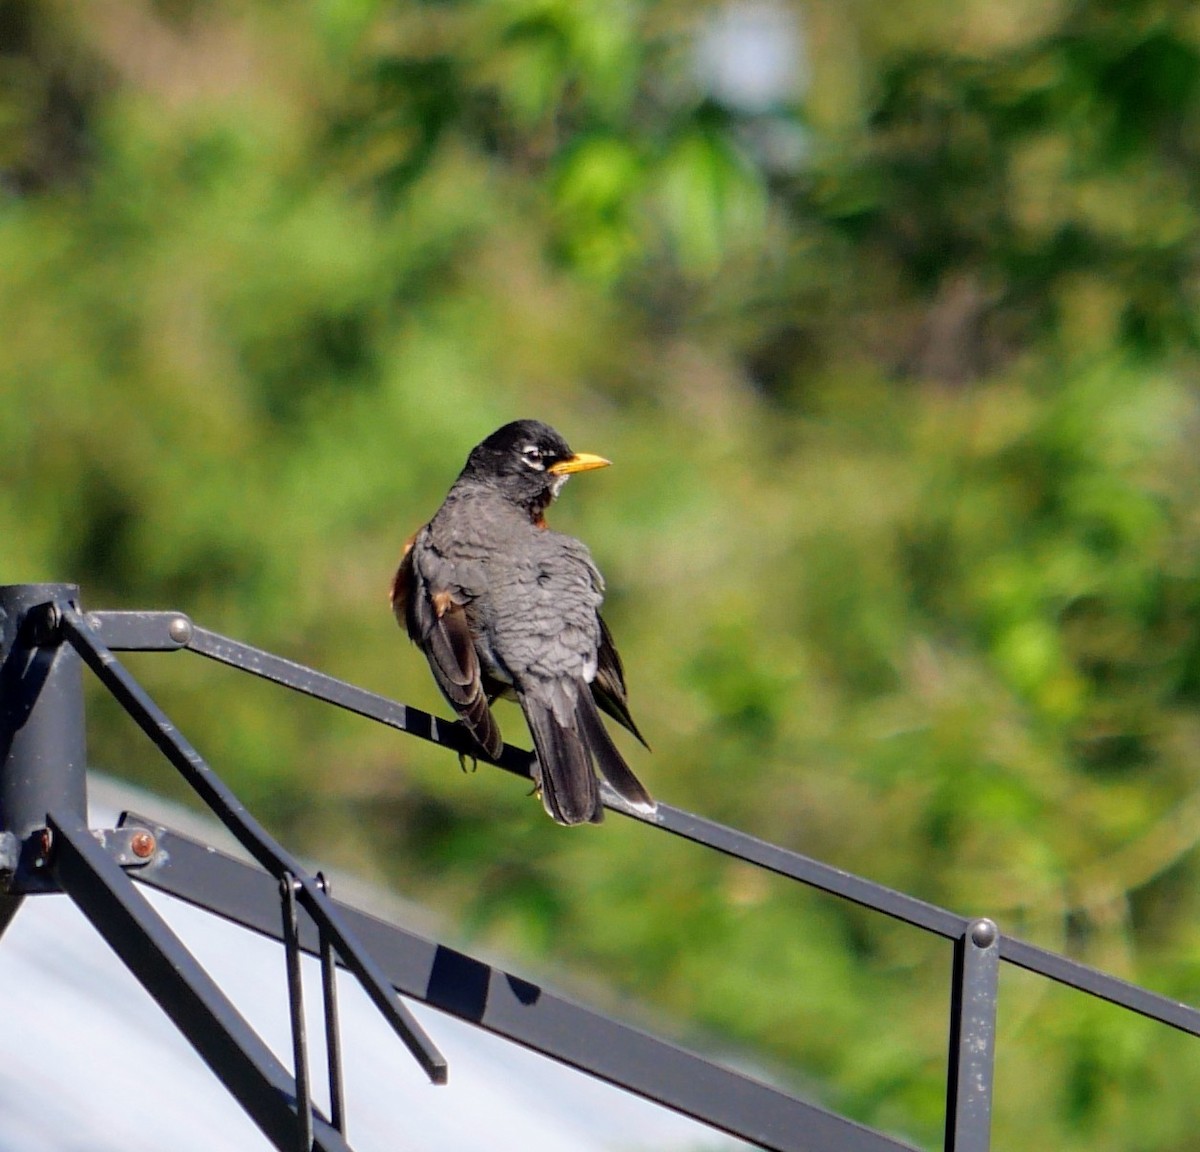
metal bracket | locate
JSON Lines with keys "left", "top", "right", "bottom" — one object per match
{"left": 92, "top": 825, "right": 160, "bottom": 867}
{"left": 85, "top": 611, "right": 194, "bottom": 651}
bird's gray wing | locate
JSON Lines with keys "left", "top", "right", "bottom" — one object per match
{"left": 392, "top": 526, "right": 502, "bottom": 759}
{"left": 591, "top": 613, "right": 650, "bottom": 749}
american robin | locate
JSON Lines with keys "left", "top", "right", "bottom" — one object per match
{"left": 392, "top": 419, "right": 656, "bottom": 825}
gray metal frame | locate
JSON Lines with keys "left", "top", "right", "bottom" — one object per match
{"left": 2, "top": 584, "right": 1198, "bottom": 1152}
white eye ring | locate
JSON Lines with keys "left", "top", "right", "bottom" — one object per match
{"left": 521, "top": 445, "right": 545, "bottom": 470}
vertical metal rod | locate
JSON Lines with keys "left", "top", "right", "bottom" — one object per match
{"left": 317, "top": 873, "right": 347, "bottom": 1135}
{"left": 0, "top": 584, "right": 87, "bottom": 893}
{"left": 944, "top": 918, "right": 1000, "bottom": 1152}
{"left": 49, "top": 814, "right": 349, "bottom": 1152}
{"left": 281, "top": 872, "right": 314, "bottom": 1152}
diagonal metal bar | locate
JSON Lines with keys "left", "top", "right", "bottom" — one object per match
{"left": 58, "top": 605, "right": 448, "bottom": 1085}
{"left": 186, "top": 622, "right": 537, "bottom": 776}
{"left": 86, "top": 610, "right": 1200, "bottom": 1038}
{"left": 121, "top": 813, "right": 918, "bottom": 1152}
{"left": 62, "top": 610, "right": 305, "bottom": 875}
{"left": 999, "top": 935, "right": 1200, "bottom": 1038}
{"left": 93, "top": 613, "right": 1200, "bottom": 1038}
{"left": 128, "top": 621, "right": 956, "bottom": 936}
{"left": 647, "top": 803, "right": 967, "bottom": 938}
{"left": 86, "top": 615, "right": 966, "bottom": 936}
{"left": 89, "top": 610, "right": 534, "bottom": 774}
{"left": 47, "top": 813, "right": 351, "bottom": 1152}
{"left": 95, "top": 612, "right": 951, "bottom": 925}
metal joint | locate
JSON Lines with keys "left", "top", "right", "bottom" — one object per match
{"left": 945, "top": 917, "right": 1001, "bottom": 1152}
{"left": 26, "top": 603, "right": 63, "bottom": 647}
{"left": 85, "top": 611, "right": 195, "bottom": 651}
{"left": 92, "top": 826, "right": 159, "bottom": 867}
{"left": 970, "top": 918, "right": 998, "bottom": 949}
{"left": 30, "top": 827, "right": 54, "bottom": 871}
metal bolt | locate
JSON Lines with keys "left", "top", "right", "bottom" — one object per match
{"left": 130, "top": 830, "right": 157, "bottom": 859}
{"left": 32, "top": 827, "right": 53, "bottom": 869}
{"left": 30, "top": 603, "right": 62, "bottom": 645}
{"left": 167, "top": 616, "right": 193, "bottom": 644}
{"left": 970, "top": 918, "right": 998, "bottom": 949}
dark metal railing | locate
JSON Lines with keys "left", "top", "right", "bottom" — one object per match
{"left": 2, "top": 584, "right": 1197, "bottom": 1152}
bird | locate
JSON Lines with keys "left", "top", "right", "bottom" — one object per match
{"left": 391, "top": 419, "right": 655, "bottom": 825}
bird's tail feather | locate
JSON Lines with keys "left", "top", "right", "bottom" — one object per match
{"left": 520, "top": 692, "right": 604, "bottom": 826}
{"left": 575, "top": 690, "right": 657, "bottom": 814}
{"left": 520, "top": 684, "right": 655, "bottom": 826}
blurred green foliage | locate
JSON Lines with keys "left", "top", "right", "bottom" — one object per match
{"left": 4, "top": 0, "right": 1200, "bottom": 1146}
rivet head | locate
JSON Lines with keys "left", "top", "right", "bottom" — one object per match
{"left": 130, "top": 830, "right": 156, "bottom": 859}
{"left": 33, "top": 827, "right": 53, "bottom": 869}
{"left": 167, "top": 616, "right": 193, "bottom": 644}
{"left": 970, "top": 918, "right": 998, "bottom": 948}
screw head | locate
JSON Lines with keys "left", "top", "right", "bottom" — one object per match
{"left": 970, "top": 918, "right": 998, "bottom": 948}
{"left": 130, "top": 830, "right": 156, "bottom": 859}
{"left": 167, "top": 616, "right": 193, "bottom": 644}
{"left": 32, "top": 827, "right": 53, "bottom": 869}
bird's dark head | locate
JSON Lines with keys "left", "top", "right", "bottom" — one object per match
{"left": 462, "top": 419, "right": 610, "bottom": 518}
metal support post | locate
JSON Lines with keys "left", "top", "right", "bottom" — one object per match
{"left": 0, "top": 583, "right": 87, "bottom": 897}
{"left": 317, "top": 873, "right": 347, "bottom": 1136}
{"left": 280, "top": 872, "right": 314, "bottom": 1152}
{"left": 944, "top": 918, "right": 1000, "bottom": 1152}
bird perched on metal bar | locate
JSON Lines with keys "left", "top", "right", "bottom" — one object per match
{"left": 391, "top": 419, "right": 655, "bottom": 825}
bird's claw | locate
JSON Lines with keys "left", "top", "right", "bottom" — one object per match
{"left": 458, "top": 751, "right": 478, "bottom": 774}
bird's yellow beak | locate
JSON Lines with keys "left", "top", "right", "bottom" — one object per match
{"left": 548, "top": 452, "right": 611, "bottom": 475}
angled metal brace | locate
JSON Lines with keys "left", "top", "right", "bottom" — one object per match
{"left": 46, "top": 813, "right": 352, "bottom": 1152}
{"left": 57, "top": 605, "right": 448, "bottom": 1086}
{"left": 89, "top": 609, "right": 535, "bottom": 776}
